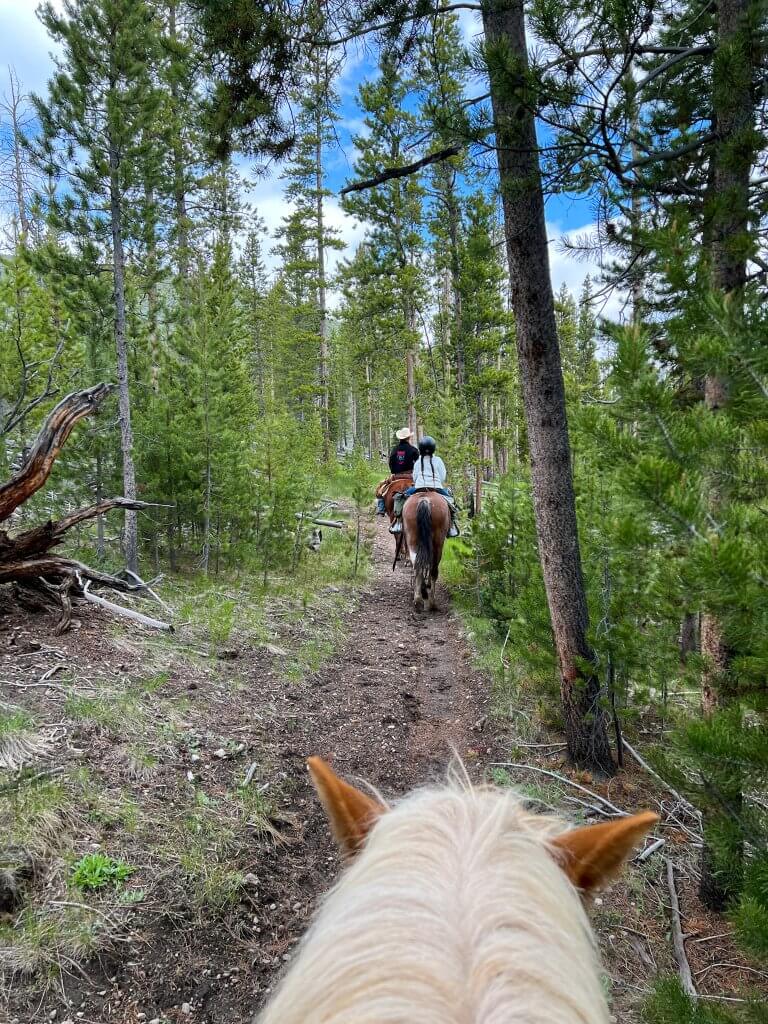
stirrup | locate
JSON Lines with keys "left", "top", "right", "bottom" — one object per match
{"left": 448, "top": 524, "right": 460, "bottom": 538}
{"left": 389, "top": 520, "right": 402, "bottom": 533}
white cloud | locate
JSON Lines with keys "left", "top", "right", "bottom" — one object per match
{"left": 547, "top": 220, "right": 628, "bottom": 322}
{"left": 244, "top": 171, "right": 368, "bottom": 309}
{"left": 456, "top": 6, "right": 484, "bottom": 47}
{"left": 0, "top": 0, "right": 61, "bottom": 101}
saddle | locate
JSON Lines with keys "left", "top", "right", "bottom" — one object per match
{"left": 376, "top": 472, "right": 413, "bottom": 499}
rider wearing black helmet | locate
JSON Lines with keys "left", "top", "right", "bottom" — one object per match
{"left": 390, "top": 436, "right": 459, "bottom": 537}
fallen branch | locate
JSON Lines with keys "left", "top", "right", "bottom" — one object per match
{"left": 294, "top": 514, "right": 346, "bottom": 529}
{"left": 81, "top": 582, "right": 173, "bottom": 632}
{"left": 636, "top": 837, "right": 666, "bottom": 862}
{"left": 622, "top": 739, "right": 701, "bottom": 821}
{"left": 1, "top": 497, "right": 164, "bottom": 562}
{"left": 665, "top": 858, "right": 697, "bottom": 1001}
{"left": 0, "top": 384, "right": 113, "bottom": 522}
{"left": 491, "top": 761, "right": 627, "bottom": 816}
{"left": 563, "top": 795, "right": 618, "bottom": 819}
{"left": 122, "top": 570, "right": 174, "bottom": 616}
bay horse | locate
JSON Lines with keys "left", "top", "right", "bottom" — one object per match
{"left": 383, "top": 471, "right": 413, "bottom": 524}
{"left": 402, "top": 489, "right": 450, "bottom": 611}
{"left": 255, "top": 757, "right": 658, "bottom": 1024}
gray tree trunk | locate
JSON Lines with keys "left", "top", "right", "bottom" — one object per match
{"left": 7, "top": 72, "right": 30, "bottom": 240}
{"left": 108, "top": 135, "right": 139, "bottom": 575}
{"left": 481, "top": 0, "right": 613, "bottom": 772}
{"left": 315, "top": 80, "right": 331, "bottom": 459}
{"left": 698, "top": 0, "right": 756, "bottom": 910}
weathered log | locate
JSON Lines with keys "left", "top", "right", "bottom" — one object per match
{"left": 0, "top": 497, "right": 159, "bottom": 561}
{"left": 81, "top": 582, "right": 173, "bottom": 632}
{"left": 293, "top": 514, "right": 346, "bottom": 529}
{"left": 0, "top": 384, "right": 113, "bottom": 524}
{"left": 0, "top": 384, "right": 174, "bottom": 632}
{"left": 0, "top": 555, "right": 146, "bottom": 589}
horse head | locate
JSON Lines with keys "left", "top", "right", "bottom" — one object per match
{"left": 255, "top": 758, "right": 657, "bottom": 1024}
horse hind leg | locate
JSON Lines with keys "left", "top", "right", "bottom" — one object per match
{"left": 425, "top": 574, "right": 436, "bottom": 610}
{"left": 413, "top": 572, "right": 424, "bottom": 612}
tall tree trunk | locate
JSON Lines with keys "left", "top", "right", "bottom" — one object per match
{"left": 168, "top": 0, "right": 190, "bottom": 290}
{"left": 697, "top": 0, "right": 757, "bottom": 909}
{"left": 481, "top": 0, "right": 613, "bottom": 772}
{"left": 8, "top": 71, "right": 30, "bottom": 240}
{"left": 315, "top": 87, "right": 331, "bottom": 460}
{"left": 108, "top": 134, "right": 139, "bottom": 575}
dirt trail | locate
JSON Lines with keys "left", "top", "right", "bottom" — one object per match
{"left": 302, "top": 514, "right": 497, "bottom": 792}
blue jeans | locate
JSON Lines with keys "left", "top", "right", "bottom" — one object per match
{"left": 404, "top": 486, "right": 450, "bottom": 497}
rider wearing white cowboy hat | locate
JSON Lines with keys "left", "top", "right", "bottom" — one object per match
{"left": 375, "top": 427, "right": 420, "bottom": 514}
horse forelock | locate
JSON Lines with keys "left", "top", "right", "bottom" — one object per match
{"left": 256, "top": 782, "right": 609, "bottom": 1024}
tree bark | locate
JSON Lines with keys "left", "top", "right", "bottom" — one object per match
{"left": 405, "top": 345, "right": 417, "bottom": 440}
{"left": 7, "top": 71, "right": 31, "bottom": 240}
{"left": 0, "top": 384, "right": 113, "bottom": 522}
{"left": 697, "top": 0, "right": 757, "bottom": 909}
{"left": 679, "top": 611, "right": 699, "bottom": 667}
{"left": 108, "top": 129, "right": 139, "bottom": 574}
{"left": 481, "top": 0, "right": 613, "bottom": 772}
{"left": 315, "top": 70, "right": 331, "bottom": 459}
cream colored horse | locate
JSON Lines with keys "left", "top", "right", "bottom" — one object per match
{"left": 255, "top": 758, "right": 657, "bottom": 1024}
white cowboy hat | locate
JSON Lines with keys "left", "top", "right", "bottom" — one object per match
{"left": 395, "top": 427, "right": 413, "bottom": 441}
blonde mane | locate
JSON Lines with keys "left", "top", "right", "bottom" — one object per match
{"left": 256, "top": 781, "right": 611, "bottom": 1024}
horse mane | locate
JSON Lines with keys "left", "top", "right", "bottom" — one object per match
{"left": 255, "top": 777, "right": 609, "bottom": 1024}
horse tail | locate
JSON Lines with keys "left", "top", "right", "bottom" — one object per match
{"left": 414, "top": 498, "right": 433, "bottom": 599}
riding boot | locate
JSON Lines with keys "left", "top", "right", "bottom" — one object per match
{"left": 389, "top": 516, "right": 402, "bottom": 534}
{"left": 376, "top": 497, "right": 386, "bottom": 515}
{"left": 448, "top": 508, "right": 460, "bottom": 538}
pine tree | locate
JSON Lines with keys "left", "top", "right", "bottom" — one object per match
{"left": 32, "top": 0, "right": 163, "bottom": 573}
{"left": 277, "top": 36, "right": 344, "bottom": 457}
{"left": 341, "top": 55, "right": 427, "bottom": 440}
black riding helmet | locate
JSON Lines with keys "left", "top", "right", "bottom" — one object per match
{"left": 418, "top": 436, "right": 437, "bottom": 455}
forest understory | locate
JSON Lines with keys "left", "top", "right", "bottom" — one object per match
{"left": 1, "top": 513, "right": 764, "bottom": 1024}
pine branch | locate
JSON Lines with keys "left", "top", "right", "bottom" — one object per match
{"left": 300, "top": 5, "right": 482, "bottom": 48}
{"left": 340, "top": 144, "right": 462, "bottom": 195}
{"left": 622, "top": 131, "right": 719, "bottom": 174}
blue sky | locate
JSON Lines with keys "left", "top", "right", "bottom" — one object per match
{"left": 2, "top": 0, "right": 621, "bottom": 316}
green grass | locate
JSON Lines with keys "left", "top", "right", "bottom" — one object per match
{"left": 0, "top": 904, "right": 113, "bottom": 982}
{"left": 64, "top": 690, "right": 144, "bottom": 733}
{"left": 236, "top": 784, "right": 283, "bottom": 842}
{"left": 136, "top": 670, "right": 171, "bottom": 693}
{"left": 1, "top": 776, "right": 75, "bottom": 854}
{"left": 71, "top": 852, "right": 133, "bottom": 891}
{"left": 0, "top": 706, "right": 35, "bottom": 736}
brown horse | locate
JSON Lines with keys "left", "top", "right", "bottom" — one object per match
{"left": 402, "top": 490, "right": 450, "bottom": 611}
{"left": 383, "top": 472, "right": 413, "bottom": 524}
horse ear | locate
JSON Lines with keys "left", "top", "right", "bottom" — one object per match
{"left": 307, "top": 757, "right": 384, "bottom": 857}
{"left": 551, "top": 811, "right": 659, "bottom": 893}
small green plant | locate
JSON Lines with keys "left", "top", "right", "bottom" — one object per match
{"left": 137, "top": 670, "right": 170, "bottom": 694}
{"left": 71, "top": 852, "right": 133, "bottom": 891}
